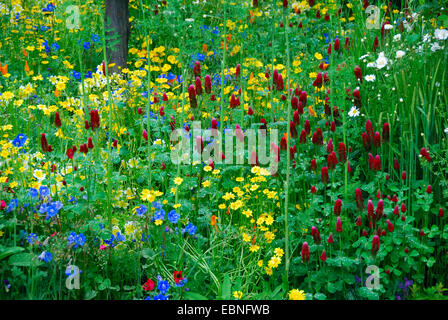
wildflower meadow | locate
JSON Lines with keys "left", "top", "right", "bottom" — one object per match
{"left": 0, "top": 0, "right": 448, "bottom": 302}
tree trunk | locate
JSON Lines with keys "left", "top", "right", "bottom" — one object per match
{"left": 105, "top": 0, "right": 129, "bottom": 74}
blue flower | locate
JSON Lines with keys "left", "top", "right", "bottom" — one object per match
{"left": 51, "top": 42, "right": 60, "bottom": 52}
{"left": 85, "top": 70, "right": 93, "bottom": 79}
{"left": 68, "top": 232, "right": 86, "bottom": 248}
{"left": 42, "top": 3, "right": 55, "bottom": 12}
{"left": 38, "top": 251, "right": 52, "bottom": 263}
{"left": 72, "top": 70, "right": 81, "bottom": 80}
{"left": 27, "top": 233, "right": 37, "bottom": 244}
{"left": 7, "top": 199, "right": 19, "bottom": 213}
{"left": 185, "top": 223, "right": 197, "bottom": 236}
{"left": 153, "top": 294, "right": 169, "bottom": 300}
{"left": 76, "top": 233, "right": 86, "bottom": 247}
{"left": 115, "top": 232, "right": 125, "bottom": 242}
{"left": 157, "top": 280, "right": 170, "bottom": 294}
{"left": 136, "top": 205, "right": 148, "bottom": 216}
{"left": 12, "top": 134, "right": 27, "bottom": 147}
{"left": 83, "top": 42, "right": 91, "bottom": 50}
{"left": 45, "top": 203, "right": 59, "bottom": 220}
{"left": 39, "top": 186, "right": 50, "bottom": 197}
{"left": 152, "top": 201, "right": 162, "bottom": 210}
{"left": 29, "top": 188, "right": 38, "bottom": 198}
{"left": 212, "top": 27, "right": 219, "bottom": 35}
{"left": 167, "top": 210, "right": 180, "bottom": 224}
{"left": 91, "top": 34, "right": 100, "bottom": 43}
{"left": 176, "top": 278, "right": 187, "bottom": 288}
{"left": 154, "top": 209, "right": 166, "bottom": 221}
{"left": 144, "top": 296, "right": 152, "bottom": 300}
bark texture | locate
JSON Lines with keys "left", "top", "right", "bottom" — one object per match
{"left": 105, "top": 0, "right": 129, "bottom": 74}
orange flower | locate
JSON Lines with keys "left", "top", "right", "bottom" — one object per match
{"left": 211, "top": 215, "right": 217, "bottom": 226}
{"left": 54, "top": 89, "right": 60, "bottom": 97}
{"left": 250, "top": 72, "right": 254, "bottom": 81}
{"left": 202, "top": 43, "right": 207, "bottom": 53}
{"left": 226, "top": 34, "right": 231, "bottom": 43}
{"left": 0, "top": 63, "right": 8, "bottom": 75}
{"left": 24, "top": 61, "right": 30, "bottom": 73}
{"left": 23, "top": 49, "right": 28, "bottom": 57}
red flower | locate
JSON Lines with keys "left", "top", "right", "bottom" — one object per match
{"left": 174, "top": 270, "right": 184, "bottom": 284}
{"left": 401, "top": 170, "right": 407, "bottom": 180}
{"left": 236, "top": 64, "right": 241, "bottom": 77}
{"left": 290, "top": 121, "right": 298, "bottom": 139}
{"left": 328, "top": 152, "right": 338, "bottom": 170}
{"left": 54, "top": 112, "right": 62, "bottom": 127}
{"left": 195, "top": 77, "right": 203, "bottom": 95}
{"left": 382, "top": 123, "right": 390, "bottom": 142}
{"left": 373, "top": 132, "right": 381, "bottom": 148}
{"left": 304, "top": 119, "right": 310, "bottom": 134}
{"left": 293, "top": 110, "right": 300, "bottom": 126}
{"left": 371, "top": 235, "right": 380, "bottom": 253}
{"left": 0, "top": 200, "right": 6, "bottom": 210}
{"left": 66, "top": 148, "right": 74, "bottom": 160}
{"left": 334, "top": 199, "right": 342, "bottom": 216}
{"left": 41, "top": 133, "right": 49, "bottom": 152}
{"left": 426, "top": 185, "right": 432, "bottom": 194}
{"left": 439, "top": 208, "right": 444, "bottom": 218}
{"left": 356, "top": 216, "right": 362, "bottom": 227}
{"left": 310, "top": 158, "right": 317, "bottom": 171}
{"left": 355, "top": 188, "right": 364, "bottom": 210}
{"left": 204, "top": 74, "right": 211, "bottom": 93}
{"left": 336, "top": 217, "right": 343, "bottom": 233}
{"left": 321, "top": 166, "right": 329, "bottom": 184}
{"left": 311, "top": 226, "right": 321, "bottom": 244}
{"left": 193, "top": 61, "right": 201, "bottom": 77}
{"left": 320, "top": 250, "right": 327, "bottom": 262}
{"left": 142, "top": 278, "right": 155, "bottom": 291}
{"left": 334, "top": 37, "right": 340, "bottom": 51}
{"left": 386, "top": 219, "right": 394, "bottom": 232}
{"left": 291, "top": 96, "right": 298, "bottom": 109}
{"left": 142, "top": 129, "right": 148, "bottom": 141}
{"left": 301, "top": 242, "right": 310, "bottom": 263}
{"left": 188, "top": 85, "right": 197, "bottom": 108}
{"left": 327, "top": 232, "right": 334, "bottom": 244}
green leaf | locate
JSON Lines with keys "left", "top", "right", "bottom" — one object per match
{"left": 8, "top": 253, "right": 42, "bottom": 267}
{"left": 358, "top": 287, "right": 379, "bottom": 300}
{"left": 0, "top": 246, "right": 25, "bottom": 261}
{"left": 185, "top": 292, "right": 208, "bottom": 300}
{"left": 426, "top": 256, "right": 436, "bottom": 268}
{"left": 313, "top": 293, "right": 327, "bottom": 300}
{"left": 221, "top": 274, "right": 231, "bottom": 300}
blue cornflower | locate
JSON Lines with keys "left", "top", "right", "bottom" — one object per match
{"left": 76, "top": 233, "right": 86, "bottom": 247}
{"left": 29, "top": 188, "right": 38, "bottom": 198}
{"left": 67, "top": 232, "right": 77, "bottom": 245}
{"left": 42, "top": 3, "right": 55, "bottom": 12}
{"left": 38, "top": 251, "right": 53, "bottom": 263}
{"left": 91, "top": 34, "right": 100, "bottom": 43}
{"left": 212, "top": 27, "right": 219, "bottom": 35}
{"left": 144, "top": 296, "right": 152, "bottom": 300}
{"left": 185, "top": 223, "right": 197, "bottom": 236}
{"left": 157, "top": 280, "right": 170, "bottom": 294}
{"left": 136, "top": 205, "right": 148, "bottom": 216}
{"left": 115, "top": 232, "right": 125, "bottom": 242}
{"left": 39, "top": 186, "right": 50, "bottom": 197}
{"left": 167, "top": 210, "right": 180, "bottom": 224}
{"left": 154, "top": 209, "right": 165, "bottom": 221}
{"left": 176, "top": 278, "right": 187, "bottom": 288}
{"left": 12, "top": 134, "right": 27, "bottom": 147}
{"left": 27, "top": 233, "right": 37, "bottom": 244}
{"left": 72, "top": 70, "right": 81, "bottom": 80}
{"left": 152, "top": 201, "right": 162, "bottom": 210}
{"left": 153, "top": 294, "right": 169, "bottom": 300}
{"left": 83, "top": 42, "right": 91, "bottom": 50}
{"left": 6, "top": 199, "right": 18, "bottom": 213}
{"left": 45, "top": 203, "right": 59, "bottom": 220}
{"left": 85, "top": 70, "right": 93, "bottom": 78}
{"left": 51, "top": 42, "right": 60, "bottom": 52}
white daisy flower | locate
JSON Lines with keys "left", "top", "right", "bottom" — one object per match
{"left": 376, "top": 52, "right": 388, "bottom": 69}
{"left": 365, "top": 74, "right": 376, "bottom": 82}
{"left": 393, "top": 34, "right": 401, "bottom": 42}
{"left": 431, "top": 42, "right": 442, "bottom": 52}
{"left": 396, "top": 50, "right": 406, "bottom": 59}
{"left": 348, "top": 106, "right": 360, "bottom": 118}
{"left": 434, "top": 29, "right": 448, "bottom": 41}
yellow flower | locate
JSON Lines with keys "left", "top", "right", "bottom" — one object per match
{"left": 257, "top": 260, "right": 263, "bottom": 267}
{"left": 236, "top": 177, "right": 244, "bottom": 182}
{"left": 288, "top": 289, "right": 306, "bottom": 300}
{"left": 154, "top": 220, "right": 163, "bottom": 226}
{"left": 242, "top": 233, "right": 251, "bottom": 242}
{"left": 218, "top": 203, "right": 226, "bottom": 210}
{"left": 140, "top": 189, "right": 155, "bottom": 202}
{"left": 202, "top": 180, "right": 211, "bottom": 187}
{"left": 242, "top": 209, "right": 253, "bottom": 218}
{"left": 274, "top": 248, "right": 284, "bottom": 257}
{"left": 249, "top": 245, "right": 260, "bottom": 252}
{"left": 233, "top": 291, "right": 243, "bottom": 299}
{"left": 314, "top": 52, "right": 323, "bottom": 60}
{"left": 174, "top": 177, "right": 183, "bottom": 185}
{"left": 203, "top": 165, "right": 212, "bottom": 172}
{"left": 268, "top": 255, "right": 281, "bottom": 269}
{"left": 265, "top": 267, "right": 273, "bottom": 276}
